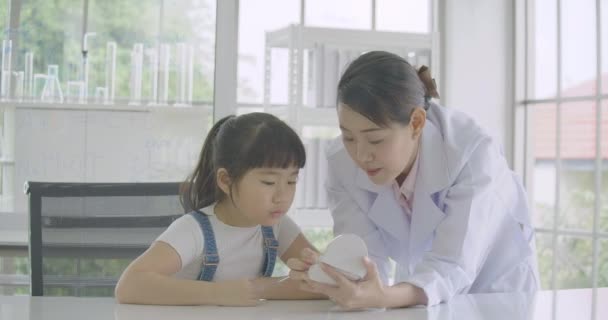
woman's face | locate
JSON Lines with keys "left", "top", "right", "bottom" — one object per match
{"left": 337, "top": 103, "right": 423, "bottom": 186}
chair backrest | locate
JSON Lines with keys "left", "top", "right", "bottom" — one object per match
{"left": 25, "top": 182, "right": 184, "bottom": 297}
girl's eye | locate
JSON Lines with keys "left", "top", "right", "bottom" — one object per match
{"left": 288, "top": 180, "right": 297, "bottom": 185}
{"left": 342, "top": 136, "right": 354, "bottom": 142}
{"left": 369, "top": 139, "right": 384, "bottom": 145}
{"left": 261, "top": 181, "right": 275, "bottom": 186}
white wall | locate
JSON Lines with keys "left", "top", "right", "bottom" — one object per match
{"left": 440, "top": 0, "right": 515, "bottom": 166}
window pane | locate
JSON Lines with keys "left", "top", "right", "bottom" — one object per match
{"left": 532, "top": 104, "right": 557, "bottom": 228}
{"left": 536, "top": 233, "right": 554, "bottom": 289}
{"left": 602, "top": 101, "right": 608, "bottom": 232}
{"left": 375, "top": 0, "right": 430, "bottom": 33}
{"left": 555, "top": 236, "right": 592, "bottom": 289}
{"left": 87, "top": 0, "right": 216, "bottom": 105}
{"left": 87, "top": 0, "right": 161, "bottom": 103}
{"left": 0, "top": 0, "right": 7, "bottom": 31}
{"left": 305, "top": 0, "right": 371, "bottom": 30}
{"left": 602, "top": 0, "right": 608, "bottom": 94}
{"left": 237, "top": 0, "right": 300, "bottom": 104}
{"left": 559, "top": 102, "right": 597, "bottom": 231}
{"left": 531, "top": 0, "right": 557, "bottom": 99}
{"left": 17, "top": 0, "right": 83, "bottom": 100}
{"left": 560, "top": 0, "right": 596, "bottom": 98}
{"left": 159, "top": 0, "right": 216, "bottom": 104}
{"left": 600, "top": 240, "right": 608, "bottom": 288}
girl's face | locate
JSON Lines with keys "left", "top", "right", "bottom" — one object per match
{"left": 220, "top": 166, "right": 299, "bottom": 226}
{"left": 338, "top": 103, "right": 422, "bottom": 186}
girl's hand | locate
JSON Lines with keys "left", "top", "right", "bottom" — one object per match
{"left": 287, "top": 248, "right": 319, "bottom": 281}
{"left": 214, "top": 279, "right": 260, "bottom": 306}
{"left": 303, "top": 257, "right": 387, "bottom": 310}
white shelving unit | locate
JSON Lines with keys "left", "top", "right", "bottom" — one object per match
{"left": 263, "top": 24, "right": 440, "bottom": 130}
{"left": 263, "top": 24, "right": 440, "bottom": 224}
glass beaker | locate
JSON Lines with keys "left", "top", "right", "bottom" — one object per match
{"left": 41, "top": 65, "right": 63, "bottom": 103}
{"left": 94, "top": 86, "right": 107, "bottom": 104}
{"left": 66, "top": 81, "right": 85, "bottom": 104}
{"left": 33, "top": 74, "right": 47, "bottom": 102}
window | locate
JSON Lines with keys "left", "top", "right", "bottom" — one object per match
{"left": 236, "top": 0, "right": 434, "bottom": 107}
{"left": 0, "top": 0, "right": 217, "bottom": 295}
{"left": 238, "top": 0, "right": 434, "bottom": 268}
{"left": 375, "top": 0, "right": 430, "bottom": 33}
{"left": 9, "top": 0, "right": 215, "bottom": 105}
{"left": 305, "top": 0, "right": 371, "bottom": 30}
{"left": 519, "top": 0, "right": 607, "bottom": 293}
{"left": 237, "top": 0, "right": 300, "bottom": 104}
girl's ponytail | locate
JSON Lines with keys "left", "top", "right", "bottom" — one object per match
{"left": 180, "top": 115, "right": 234, "bottom": 212}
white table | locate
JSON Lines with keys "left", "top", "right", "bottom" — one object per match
{"left": 0, "top": 288, "right": 606, "bottom": 320}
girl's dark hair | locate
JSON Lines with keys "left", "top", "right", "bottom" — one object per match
{"left": 180, "top": 112, "right": 306, "bottom": 211}
{"left": 337, "top": 50, "right": 431, "bottom": 127}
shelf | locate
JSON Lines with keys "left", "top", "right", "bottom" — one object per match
{"left": 266, "top": 24, "right": 433, "bottom": 52}
{"left": 0, "top": 102, "right": 212, "bottom": 115}
{"left": 0, "top": 158, "right": 15, "bottom": 165}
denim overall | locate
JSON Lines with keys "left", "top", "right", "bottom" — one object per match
{"left": 189, "top": 210, "right": 278, "bottom": 281}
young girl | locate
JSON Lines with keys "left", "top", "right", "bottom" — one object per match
{"left": 115, "top": 112, "right": 324, "bottom": 306}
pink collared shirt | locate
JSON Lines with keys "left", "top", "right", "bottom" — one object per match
{"left": 392, "top": 151, "right": 420, "bottom": 216}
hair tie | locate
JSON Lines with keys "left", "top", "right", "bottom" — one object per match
{"left": 417, "top": 65, "right": 440, "bottom": 100}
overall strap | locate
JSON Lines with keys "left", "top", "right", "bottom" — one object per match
{"left": 189, "top": 210, "right": 219, "bottom": 281}
{"left": 261, "top": 226, "right": 278, "bottom": 277}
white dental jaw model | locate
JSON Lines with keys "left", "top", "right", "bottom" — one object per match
{"left": 308, "top": 234, "right": 369, "bottom": 285}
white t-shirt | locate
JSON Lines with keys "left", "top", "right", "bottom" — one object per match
{"left": 156, "top": 203, "right": 301, "bottom": 281}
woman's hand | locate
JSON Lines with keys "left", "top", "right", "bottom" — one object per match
{"left": 287, "top": 248, "right": 319, "bottom": 281}
{"left": 303, "top": 257, "right": 387, "bottom": 310}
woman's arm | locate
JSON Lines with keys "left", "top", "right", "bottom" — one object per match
{"left": 115, "top": 241, "right": 258, "bottom": 306}
{"left": 253, "top": 233, "right": 326, "bottom": 300}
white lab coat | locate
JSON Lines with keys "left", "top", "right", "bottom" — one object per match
{"left": 325, "top": 103, "right": 540, "bottom": 306}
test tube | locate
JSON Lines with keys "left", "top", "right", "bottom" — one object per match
{"left": 174, "top": 43, "right": 187, "bottom": 106}
{"left": 157, "top": 43, "right": 170, "bottom": 106}
{"left": 105, "top": 42, "right": 116, "bottom": 104}
{"left": 12, "top": 71, "right": 23, "bottom": 102}
{"left": 129, "top": 43, "right": 143, "bottom": 105}
{"left": 1, "top": 40, "right": 12, "bottom": 101}
{"left": 186, "top": 44, "right": 194, "bottom": 105}
{"left": 24, "top": 52, "right": 34, "bottom": 101}
{"left": 147, "top": 48, "right": 158, "bottom": 106}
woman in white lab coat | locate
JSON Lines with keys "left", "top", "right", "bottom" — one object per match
{"left": 288, "top": 51, "right": 539, "bottom": 309}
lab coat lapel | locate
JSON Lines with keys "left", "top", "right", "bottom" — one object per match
{"left": 355, "top": 169, "right": 410, "bottom": 243}
{"left": 410, "top": 121, "right": 451, "bottom": 255}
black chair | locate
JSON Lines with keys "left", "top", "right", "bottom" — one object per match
{"left": 25, "top": 182, "right": 184, "bottom": 296}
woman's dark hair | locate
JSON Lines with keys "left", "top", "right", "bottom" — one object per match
{"left": 180, "top": 112, "right": 306, "bottom": 211}
{"left": 337, "top": 50, "right": 436, "bottom": 127}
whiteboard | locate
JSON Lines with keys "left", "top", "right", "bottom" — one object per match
{"left": 15, "top": 108, "right": 209, "bottom": 213}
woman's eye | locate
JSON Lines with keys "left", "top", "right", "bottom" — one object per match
{"left": 369, "top": 139, "right": 384, "bottom": 145}
{"left": 288, "top": 180, "right": 297, "bottom": 185}
{"left": 342, "top": 136, "right": 354, "bottom": 142}
{"left": 261, "top": 181, "right": 275, "bottom": 186}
